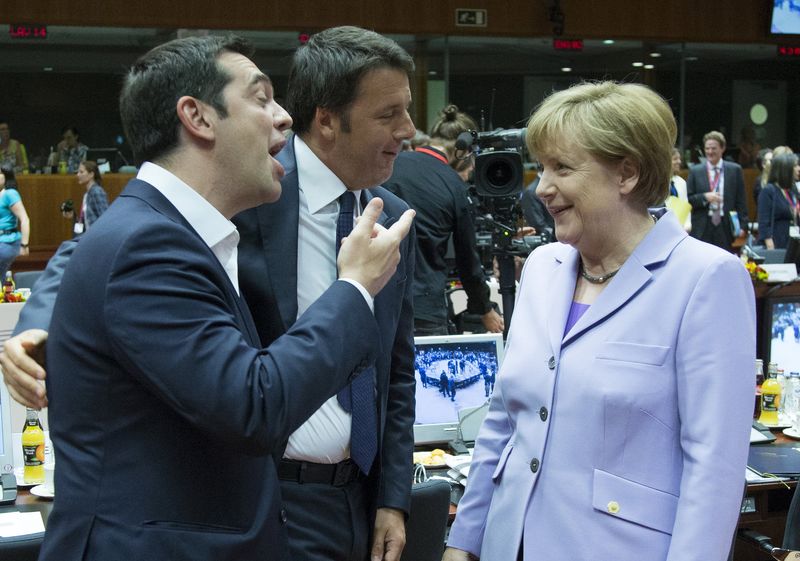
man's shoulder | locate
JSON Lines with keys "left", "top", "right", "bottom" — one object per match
{"left": 372, "top": 185, "right": 410, "bottom": 215}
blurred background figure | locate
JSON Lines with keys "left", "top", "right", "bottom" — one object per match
{"left": 669, "top": 147, "right": 691, "bottom": 232}
{"left": 757, "top": 152, "right": 800, "bottom": 249}
{"left": 54, "top": 125, "right": 88, "bottom": 173}
{"left": 444, "top": 81, "right": 755, "bottom": 561}
{"left": 753, "top": 147, "right": 773, "bottom": 205}
{"left": 0, "top": 120, "right": 29, "bottom": 174}
{"left": 63, "top": 160, "right": 109, "bottom": 236}
{"left": 384, "top": 104, "right": 503, "bottom": 335}
{"left": 737, "top": 124, "right": 760, "bottom": 168}
{"left": 410, "top": 128, "right": 431, "bottom": 151}
{"left": 0, "top": 167, "right": 30, "bottom": 272}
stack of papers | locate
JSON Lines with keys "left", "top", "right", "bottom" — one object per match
{"left": 445, "top": 454, "right": 472, "bottom": 486}
{"left": 746, "top": 466, "right": 790, "bottom": 484}
{"left": 0, "top": 511, "right": 45, "bottom": 538}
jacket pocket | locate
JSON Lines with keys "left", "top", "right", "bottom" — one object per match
{"left": 141, "top": 520, "right": 244, "bottom": 534}
{"left": 491, "top": 442, "right": 514, "bottom": 482}
{"left": 592, "top": 468, "right": 678, "bottom": 535}
{"left": 596, "top": 341, "right": 670, "bottom": 366}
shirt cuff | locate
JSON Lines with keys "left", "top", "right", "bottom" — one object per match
{"left": 339, "top": 278, "right": 375, "bottom": 314}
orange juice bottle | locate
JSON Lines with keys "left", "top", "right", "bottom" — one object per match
{"left": 22, "top": 408, "right": 45, "bottom": 484}
{"left": 759, "top": 368, "right": 782, "bottom": 425}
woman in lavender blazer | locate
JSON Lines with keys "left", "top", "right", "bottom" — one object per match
{"left": 444, "top": 82, "right": 756, "bottom": 561}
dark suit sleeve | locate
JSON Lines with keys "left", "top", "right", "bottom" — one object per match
{"left": 376, "top": 221, "right": 416, "bottom": 515}
{"left": 757, "top": 185, "right": 775, "bottom": 242}
{"left": 13, "top": 238, "right": 79, "bottom": 335}
{"left": 452, "top": 187, "right": 492, "bottom": 316}
{"left": 733, "top": 165, "right": 749, "bottom": 232}
{"left": 686, "top": 168, "right": 707, "bottom": 209}
{"left": 103, "top": 222, "right": 382, "bottom": 452}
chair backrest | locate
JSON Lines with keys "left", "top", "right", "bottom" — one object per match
{"left": 13, "top": 270, "right": 43, "bottom": 290}
{"left": 0, "top": 532, "right": 44, "bottom": 561}
{"left": 401, "top": 479, "right": 452, "bottom": 561}
{"left": 783, "top": 482, "right": 800, "bottom": 549}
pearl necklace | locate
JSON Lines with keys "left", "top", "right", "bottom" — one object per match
{"left": 579, "top": 262, "right": 620, "bottom": 284}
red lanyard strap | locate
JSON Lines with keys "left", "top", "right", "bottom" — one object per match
{"left": 415, "top": 147, "right": 449, "bottom": 165}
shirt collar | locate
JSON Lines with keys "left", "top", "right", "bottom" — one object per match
{"left": 294, "top": 135, "right": 365, "bottom": 214}
{"left": 136, "top": 161, "right": 237, "bottom": 250}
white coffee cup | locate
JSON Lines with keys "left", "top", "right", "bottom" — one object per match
{"left": 43, "top": 463, "right": 55, "bottom": 495}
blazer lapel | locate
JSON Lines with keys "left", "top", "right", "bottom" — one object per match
{"left": 545, "top": 244, "right": 579, "bottom": 357}
{"left": 562, "top": 211, "right": 687, "bottom": 347}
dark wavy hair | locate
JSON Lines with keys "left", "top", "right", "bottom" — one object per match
{"left": 768, "top": 153, "right": 799, "bottom": 192}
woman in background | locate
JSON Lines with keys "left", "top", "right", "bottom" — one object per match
{"left": 0, "top": 167, "right": 30, "bottom": 274}
{"left": 758, "top": 152, "right": 800, "bottom": 249}
{"left": 72, "top": 161, "right": 109, "bottom": 235}
{"left": 669, "top": 147, "right": 691, "bottom": 232}
{"left": 753, "top": 148, "right": 773, "bottom": 205}
{"left": 444, "top": 81, "right": 755, "bottom": 561}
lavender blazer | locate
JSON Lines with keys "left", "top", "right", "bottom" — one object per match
{"left": 447, "top": 211, "right": 756, "bottom": 561}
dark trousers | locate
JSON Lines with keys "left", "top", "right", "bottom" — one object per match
{"left": 280, "top": 478, "right": 371, "bottom": 561}
{"left": 700, "top": 220, "right": 733, "bottom": 252}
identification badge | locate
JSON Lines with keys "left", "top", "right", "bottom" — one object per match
{"left": 73, "top": 222, "right": 85, "bottom": 235}
{"left": 790, "top": 226, "right": 799, "bottom": 238}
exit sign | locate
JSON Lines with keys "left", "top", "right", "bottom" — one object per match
{"left": 455, "top": 9, "right": 487, "bottom": 27}
{"left": 777, "top": 45, "right": 800, "bottom": 57}
{"left": 9, "top": 24, "right": 47, "bottom": 39}
{"left": 553, "top": 39, "right": 583, "bottom": 51}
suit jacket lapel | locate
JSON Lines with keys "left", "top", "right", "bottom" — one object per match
{"left": 561, "top": 211, "right": 687, "bottom": 347}
{"left": 546, "top": 244, "right": 578, "bottom": 357}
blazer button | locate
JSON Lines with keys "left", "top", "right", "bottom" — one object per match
{"left": 539, "top": 407, "right": 548, "bottom": 421}
{"left": 529, "top": 458, "right": 540, "bottom": 473}
{"left": 607, "top": 501, "right": 620, "bottom": 514}
{"left": 547, "top": 356, "right": 556, "bottom": 370}
{"left": 280, "top": 508, "right": 288, "bottom": 524}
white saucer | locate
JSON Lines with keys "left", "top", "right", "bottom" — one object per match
{"left": 29, "top": 485, "right": 54, "bottom": 499}
{"left": 13, "top": 467, "right": 40, "bottom": 488}
{"left": 783, "top": 426, "right": 800, "bottom": 439}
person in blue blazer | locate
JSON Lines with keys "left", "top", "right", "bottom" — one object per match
{"left": 757, "top": 152, "right": 800, "bottom": 249}
{"left": 2, "top": 27, "right": 418, "bottom": 561}
{"left": 1, "top": 35, "right": 413, "bottom": 561}
{"left": 445, "top": 82, "right": 755, "bottom": 561}
{"left": 686, "top": 131, "right": 749, "bottom": 251}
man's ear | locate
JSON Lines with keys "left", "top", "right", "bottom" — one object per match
{"left": 313, "top": 107, "right": 338, "bottom": 143}
{"left": 618, "top": 157, "right": 640, "bottom": 196}
{"left": 176, "top": 96, "right": 215, "bottom": 142}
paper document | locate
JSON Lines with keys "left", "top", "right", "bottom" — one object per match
{"left": 746, "top": 466, "right": 790, "bottom": 484}
{"left": 0, "top": 511, "right": 45, "bottom": 538}
{"left": 751, "top": 427, "right": 775, "bottom": 443}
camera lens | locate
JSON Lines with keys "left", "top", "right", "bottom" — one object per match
{"left": 485, "top": 160, "right": 514, "bottom": 188}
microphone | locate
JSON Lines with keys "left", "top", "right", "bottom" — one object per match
{"left": 449, "top": 399, "right": 490, "bottom": 455}
{"left": 455, "top": 131, "right": 475, "bottom": 152}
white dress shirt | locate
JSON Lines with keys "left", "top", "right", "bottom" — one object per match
{"left": 706, "top": 160, "right": 725, "bottom": 216}
{"left": 284, "top": 135, "right": 374, "bottom": 463}
{"left": 137, "top": 162, "right": 240, "bottom": 294}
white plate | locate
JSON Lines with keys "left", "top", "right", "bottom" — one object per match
{"left": 14, "top": 467, "right": 40, "bottom": 488}
{"left": 29, "top": 485, "right": 54, "bottom": 500}
{"left": 783, "top": 426, "right": 800, "bottom": 439}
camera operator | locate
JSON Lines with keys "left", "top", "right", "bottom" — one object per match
{"left": 384, "top": 104, "right": 502, "bottom": 336}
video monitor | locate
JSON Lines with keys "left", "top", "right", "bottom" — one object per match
{"left": 413, "top": 333, "right": 505, "bottom": 445}
{"left": 763, "top": 295, "right": 800, "bottom": 375}
{"left": 771, "top": 1, "right": 800, "bottom": 34}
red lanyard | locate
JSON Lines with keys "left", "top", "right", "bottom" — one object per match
{"left": 780, "top": 188, "right": 799, "bottom": 218}
{"left": 707, "top": 165, "right": 721, "bottom": 192}
{"left": 415, "top": 147, "right": 449, "bottom": 165}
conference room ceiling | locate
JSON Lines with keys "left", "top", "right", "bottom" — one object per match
{"left": 0, "top": 25, "right": 794, "bottom": 77}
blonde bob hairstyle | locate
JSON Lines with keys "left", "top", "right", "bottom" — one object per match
{"left": 526, "top": 81, "right": 677, "bottom": 209}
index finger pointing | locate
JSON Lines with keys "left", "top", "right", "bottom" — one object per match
{"left": 351, "top": 196, "right": 384, "bottom": 238}
{"left": 386, "top": 208, "right": 416, "bottom": 241}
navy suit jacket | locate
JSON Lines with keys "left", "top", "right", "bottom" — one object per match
{"left": 39, "top": 179, "right": 381, "bottom": 561}
{"left": 233, "top": 135, "right": 417, "bottom": 516}
{"left": 686, "top": 160, "right": 749, "bottom": 246}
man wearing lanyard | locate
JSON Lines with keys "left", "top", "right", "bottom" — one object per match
{"left": 687, "top": 130, "right": 749, "bottom": 251}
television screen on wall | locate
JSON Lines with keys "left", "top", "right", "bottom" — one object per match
{"left": 771, "top": 1, "right": 800, "bottom": 34}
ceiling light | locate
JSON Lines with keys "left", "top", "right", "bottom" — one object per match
{"left": 632, "top": 62, "right": 644, "bottom": 67}
{"left": 649, "top": 52, "right": 662, "bottom": 58}
{"left": 603, "top": 39, "right": 615, "bottom": 45}
{"left": 561, "top": 67, "right": 572, "bottom": 72}
{"left": 685, "top": 56, "right": 699, "bottom": 62}
{"left": 43, "top": 67, "right": 53, "bottom": 71}
{"left": 644, "top": 64, "right": 655, "bottom": 69}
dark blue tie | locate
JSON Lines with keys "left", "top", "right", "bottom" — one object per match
{"left": 669, "top": 180, "right": 678, "bottom": 198}
{"left": 335, "top": 191, "right": 377, "bottom": 475}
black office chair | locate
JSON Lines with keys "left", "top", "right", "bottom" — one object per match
{"left": 401, "top": 479, "right": 452, "bottom": 561}
{"left": 0, "top": 532, "right": 44, "bottom": 561}
{"left": 738, "top": 482, "right": 800, "bottom": 560}
{"left": 13, "top": 270, "right": 43, "bottom": 290}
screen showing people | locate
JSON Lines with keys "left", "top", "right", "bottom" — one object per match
{"left": 767, "top": 298, "right": 800, "bottom": 374}
{"left": 413, "top": 333, "right": 504, "bottom": 444}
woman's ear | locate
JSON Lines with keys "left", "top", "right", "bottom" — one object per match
{"left": 618, "top": 157, "right": 640, "bottom": 196}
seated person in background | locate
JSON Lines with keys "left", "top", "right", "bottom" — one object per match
{"left": 0, "top": 120, "right": 29, "bottom": 174}
{"left": 55, "top": 125, "right": 88, "bottom": 173}
{"left": 384, "top": 104, "right": 503, "bottom": 335}
{"left": 757, "top": 152, "right": 800, "bottom": 249}
{"left": 753, "top": 147, "right": 773, "bottom": 205}
{"left": 520, "top": 176, "right": 554, "bottom": 237}
{"left": 0, "top": 167, "right": 30, "bottom": 273}
{"left": 669, "top": 147, "right": 691, "bottom": 232}
{"left": 69, "top": 160, "right": 109, "bottom": 235}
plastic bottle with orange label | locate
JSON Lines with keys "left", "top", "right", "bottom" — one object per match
{"left": 22, "top": 408, "right": 45, "bottom": 484}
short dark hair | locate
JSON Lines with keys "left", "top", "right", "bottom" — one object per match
{"left": 1, "top": 167, "right": 17, "bottom": 190}
{"left": 119, "top": 35, "right": 254, "bottom": 166}
{"left": 286, "top": 26, "right": 414, "bottom": 136}
{"left": 61, "top": 125, "right": 79, "bottom": 138}
{"left": 769, "top": 153, "right": 799, "bottom": 192}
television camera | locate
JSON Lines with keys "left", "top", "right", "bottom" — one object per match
{"left": 454, "top": 128, "right": 552, "bottom": 334}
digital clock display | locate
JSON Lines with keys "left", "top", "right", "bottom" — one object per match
{"left": 553, "top": 39, "right": 583, "bottom": 52}
{"left": 9, "top": 24, "right": 48, "bottom": 40}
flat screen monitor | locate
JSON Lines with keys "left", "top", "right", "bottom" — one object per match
{"left": 763, "top": 295, "right": 800, "bottom": 376}
{"left": 413, "top": 333, "right": 505, "bottom": 445}
{"left": 771, "top": 1, "right": 800, "bottom": 34}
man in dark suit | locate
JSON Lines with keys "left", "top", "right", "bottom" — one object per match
{"left": 2, "top": 27, "right": 417, "bottom": 561}
{"left": 0, "top": 35, "right": 414, "bottom": 561}
{"left": 686, "top": 130, "right": 749, "bottom": 250}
